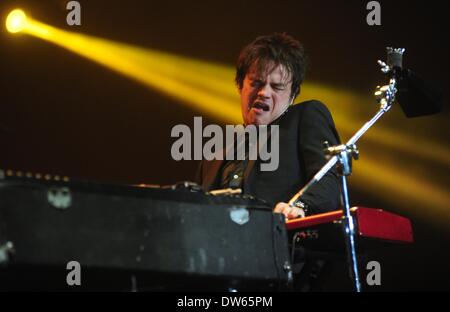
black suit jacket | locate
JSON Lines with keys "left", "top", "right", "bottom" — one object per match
{"left": 196, "top": 100, "right": 341, "bottom": 214}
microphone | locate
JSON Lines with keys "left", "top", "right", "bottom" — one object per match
{"left": 385, "top": 47, "right": 443, "bottom": 118}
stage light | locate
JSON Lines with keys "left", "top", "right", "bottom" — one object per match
{"left": 6, "top": 9, "right": 27, "bottom": 33}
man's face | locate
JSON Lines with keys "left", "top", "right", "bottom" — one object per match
{"left": 240, "top": 62, "right": 293, "bottom": 125}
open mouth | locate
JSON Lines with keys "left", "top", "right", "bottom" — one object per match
{"left": 252, "top": 101, "right": 270, "bottom": 112}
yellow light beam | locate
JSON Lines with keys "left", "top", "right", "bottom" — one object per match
{"left": 22, "top": 18, "right": 242, "bottom": 122}
{"left": 352, "top": 155, "right": 450, "bottom": 232}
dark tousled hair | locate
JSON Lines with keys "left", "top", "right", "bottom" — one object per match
{"left": 235, "top": 32, "right": 308, "bottom": 100}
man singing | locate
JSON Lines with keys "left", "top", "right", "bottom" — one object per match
{"left": 197, "top": 33, "right": 341, "bottom": 219}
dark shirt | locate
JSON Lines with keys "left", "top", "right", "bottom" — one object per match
{"left": 220, "top": 158, "right": 247, "bottom": 189}
{"left": 219, "top": 132, "right": 250, "bottom": 189}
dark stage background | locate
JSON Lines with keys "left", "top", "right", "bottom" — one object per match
{"left": 0, "top": 0, "right": 449, "bottom": 291}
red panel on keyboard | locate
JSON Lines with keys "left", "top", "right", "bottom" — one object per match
{"left": 355, "top": 207, "right": 413, "bottom": 243}
{"left": 285, "top": 207, "right": 413, "bottom": 243}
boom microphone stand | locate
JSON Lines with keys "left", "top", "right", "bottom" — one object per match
{"left": 288, "top": 47, "right": 406, "bottom": 292}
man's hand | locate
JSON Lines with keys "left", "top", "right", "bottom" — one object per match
{"left": 274, "top": 202, "right": 305, "bottom": 220}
